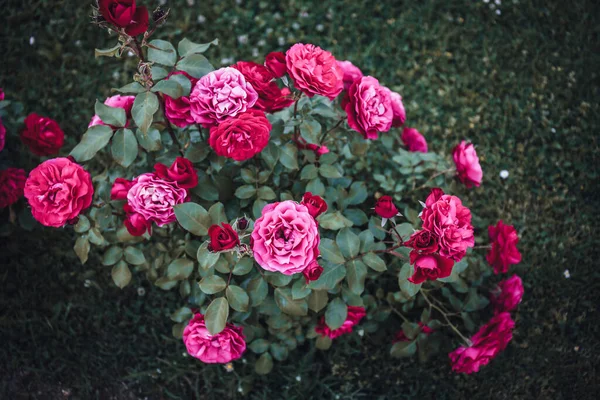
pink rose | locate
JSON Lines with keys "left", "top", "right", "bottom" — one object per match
{"left": 285, "top": 43, "right": 343, "bottom": 100}
{"left": 189, "top": 67, "right": 259, "bottom": 127}
{"left": 183, "top": 313, "right": 246, "bottom": 364}
{"left": 388, "top": 90, "right": 406, "bottom": 127}
{"left": 336, "top": 60, "right": 363, "bottom": 90}
{"left": 0, "top": 118, "right": 5, "bottom": 152}
{"left": 88, "top": 95, "right": 135, "bottom": 128}
{"left": 449, "top": 312, "right": 515, "bottom": 374}
{"left": 491, "top": 275, "right": 524, "bottom": 313}
{"left": 452, "top": 141, "right": 483, "bottom": 188}
{"left": 343, "top": 76, "right": 393, "bottom": 140}
{"left": 110, "top": 177, "right": 133, "bottom": 200}
{"left": 251, "top": 200, "right": 320, "bottom": 275}
{"left": 0, "top": 168, "right": 27, "bottom": 209}
{"left": 401, "top": 128, "right": 427, "bottom": 153}
{"left": 24, "top": 158, "right": 93, "bottom": 227}
{"left": 126, "top": 173, "right": 188, "bottom": 227}
{"left": 486, "top": 220, "right": 522, "bottom": 274}
{"left": 232, "top": 61, "right": 294, "bottom": 113}
{"left": 315, "top": 306, "right": 366, "bottom": 339}
{"left": 164, "top": 71, "right": 199, "bottom": 128}
{"left": 420, "top": 188, "right": 474, "bottom": 262}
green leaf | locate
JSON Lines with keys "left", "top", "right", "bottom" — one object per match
{"left": 319, "top": 211, "right": 354, "bottom": 230}
{"left": 178, "top": 38, "right": 219, "bottom": 57}
{"left": 136, "top": 127, "right": 162, "bottom": 152}
{"left": 260, "top": 142, "right": 280, "bottom": 169}
{"left": 257, "top": 186, "right": 277, "bottom": 200}
{"left": 102, "top": 246, "right": 123, "bottom": 266}
{"left": 291, "top": 279, "right": 311, "bottom": 300}
{"left": 249, "top": 339, "right": 270, "bottom": 354}
{"left": 299, "top": 119, "right": 321, "bottom": 144}
{"left": 185, "top": 142, "right": 210, "bottom": 162}
{"left": 155, "top": 277, "right": 178, "bottom": 290}
{"left": 463, "top": 288, "right": 490, "bottom": 312}
{"left": 395, "top": 223, "right": 415, "bottom": 240}
{"left": 74, "top": 236, "right": 90, "bottom": 264}
{"left": 170, "top": 307, "right": 193, "bottom": 323}
{"left": 73, "top": 216, "right": 90, "bottom": 233}
{"left": 199, "top": 275, "right": 227, "bottom": 294}
{"left": 315, "top": 335, "right": 332, "bottom": 350}
{"left": 362, "top": 252, "right": 387, "bottom": 272}
{"left": 319, "top": 164, "right": 343, "bottom": 179}
{"left": 390, "top": 341, "right": 417, "bottom": 358}
{"left": 279, "top": 143, "right": 298, "bottom": 170}
{"left": 111, "top": 261, "right": 132, "bottom": 289}
{"left": 111, "top": 128, "right": 138, "bottom": 167}
{"left": 233, "top": 257, "right": 254, "bottom": 275}
{"left": 308, "top": 264, "right": 346, "bottom": 290}
{"left": 305, "top": 178, "right": 325, "bottom": 196}
{"left": 70, "top": 125, "right": 114, "bottom": 162}
{"left": 167, "top": 258, "right": 194, "bottom": 280}
{"left": 132, "top": 91, "right": 159, "bottom": 135}
{"left": 152, "top": 66, "right": 169, "bottom": 80}
{"left": 319, "top": 238, "right": 346, "bottom": 264}
{"left": 226, "top": 285, "right": 249, "bottom": 312}
{"left": 174, "top": 203, "right": 210, "bottom": 236}
{"left": 274, "top": 288, "right": 308, "bottom": 316}
{"left": 176, "top": 54, "right": 214, "bottom": 78}
{"left": 151, "top": 79, "right": 184, "bottom": 98}
{"left": 325, "top": 297, "right": 348, "bottom": 330}
{"left": 113, "top": 82, "right": 145, "bottom": 94}
{"left": 359, "top": 230, "right": 376, "bottom": 253}
{"left": 197, "top": 242, "right": 220, "bottom": 270}
{"left": 264, "top": 271, "right": 293, "bottom": 287}
{"left": 401, "top": 321, "right": 421, "bottom": 340}
{"left": 269, "top": 343, "right": 289, "bottom": 361}
{"left": 398, "top": 263, "right": 421, "bottom": 298}
{"left": 346, "top": 259, "right": 367, "bottom": 295}
{"left": 168, "top": 73, "right": 192, "bottom": 96}
{"left": 208, "top": 203, "right": 227, "bottom": 226}
{"left": 205, "top": 297, "right": 229, "bottom": 335}
{"left": 300, "top": 164, "right": 319, "bottom": 180}
{"left": 336, "top": 228, "right": 360, "bottom": 258}
{"left": 307, "top": 290, "right": 328, "bottom": 312}
{"left": 346, "top": 181, "right": 368, "bottom": 206}
{"left": 255, "top": 352, "right": 273, "bottom": 375}
{"left": 235, "top": 185, "right": 257, "bottom": 199}
{"left": 247, "top": 275, "right": 268, "bottom": 306}
{"left": 124, "top": 246, "right": 146, "bottom": 265}
{"left": 95, "top": 99, "right": 126, "bottom": 127}
{"left": 147, "top": 39, "right": 177, "bottom": 66}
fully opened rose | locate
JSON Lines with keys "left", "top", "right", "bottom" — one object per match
{"left": 183, "top": 313, "right": 246, "bottom": 364}
{"left": 453, "top": 141, "right": 483, "bottom": 188}
{"left": 232, "top": 61, "right": 293, "bottom": 113}
{"left": 251, "top": 200, "right": 320, "bottom": 275}
{"left": 285, "top": 43, "right": 343, "bottom": 100}
{"left": 344, "top": 76, "right": 393, "bottom": 140}
{"left": 209, "top": 110, "right": 271, "bottom": 161}
{"left": 487, "top": 220, "right": 522, "bottom": 274}
{"left": 401, "top": 128, "right": 428, "bottom": 153}
{"left": 491, "top": 275, "right": 524, "bottom": 313}
{"left": 0, "top": 168, "right": 27, "bottom": 209}
{"left": 21, "top": 113, "right": 64, "bottom": 156}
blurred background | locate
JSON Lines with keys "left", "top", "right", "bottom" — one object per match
{"left": 1, "top": 0, "right": 599, "bottom": 398}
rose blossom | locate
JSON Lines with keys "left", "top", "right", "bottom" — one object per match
{"left": 0, "top": 88, "right": 4, "bottom": 101}
{"left": 388, "top": 90, "right": 406, "bottom": 127}
{"left": 89, "top": 95, "right": 136, "bottom": 128}
{"left": 164, "top": 71, "right": 198, "bottom": 128}
{"left": 209, "top": 110, "right": 271, "bottom": 161}
{"left": 302, "top": 260, "right": 324, "bottom": 283}
{"left": 301, "top": 192, "right": 328, "bottom": 219}
{"left": 126, "top": 173, "right": 188, "bottom": 227}
{"left": 453, "top": 141, "right": 483, "bottom": 188}
{"left": 0, "top": 118, "right": 5, "bottom": 152}
{"left": 343, "top": 76, "right": 393, "bottom": 140}
{"left": 420, "top": 188, "right": 474, "bottom": 262}
{"left": 449, "top": 312, "right": 515, "bottom": 374}
{"left": 208, "top": 223, "right": 240, "bottom": 252}
{"left": 285, "top": 43, "right": 343, "bottom": 100}
{"left": 405, "top": 230, "right": 439, "bottom": 254}
{"left": 0, "top": 168, "right": 27, "bottom": 209}
{"left": 336, "top": 60, "right": 363, "bottom": 90}
{"left": 189, "top": 67, "right": 258, "bottom": 126}
{"left": 491, "top": 275, "right": 524, "bottom": 313}
{"left": 393, "top": 322, "right": 434, "bottom": 343}
{"left": 251, "top": 200, "right": 320, "bottom": 275}
{"left": 183, "top": 313, "right": 246, "bottom": 364}
{"left": 232, "top": 61, "right": 294, "bottom": 113}
{"left": 408, "top": 250, "right": 454, "bottom": 284}
{"left": 98, "top": 0, "right": 149, "bottom": 36}
{"left": 24, "top": 158, "right": 93, "bottom": 227}
{"left": 401, "top": 127, "right": 428, "bottom": 153}
{"left": 374, "top": 195, "right": 399, "bottom": 219}
{"left": 110, "top": 177, "right": 134, "bottom": 200}
{"left": 265, "top": 51, "right": 287, "bottom": 78}
{"left": 315, "top": 306, "right": 366, "bottom": 339}
{"left": 154, "top": 156, "right": 198, "bottom": 189}
{"left": 21, "top": 113, "right": 64, "bottom": 156}
{"left": 486, "top": 220, "right": 522, "bottom": 274}
{"left": 123, "top": 203, "right": 152, "bottom": 236}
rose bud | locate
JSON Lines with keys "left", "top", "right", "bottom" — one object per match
{"left": 374, "top": 195, "right": 399, "bottom": 219}
{"left": 236, "top": 217, "right": 249, "bottom": 231}
{"left": 301, "top": 192, "right": 328, "bottom": 219}
{"left": 405, "top": 230, "right": 439, "bottom": 255}
{"left": 303, "top": 260, "right": 324, "bottom": 283}
{"left": 208, "top": 223, "right": 240, "bottom": 252}
{"left": 110, "top": 177, "right": 133, "bottom": 201}
{"left": 152, "top": 6, "right": 169, "bottom": 24}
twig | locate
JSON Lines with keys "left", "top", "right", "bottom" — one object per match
{"left": 420, "top": 289, "right": 471, "bottom": 345}
{"left": 405, "top": 168, "right": 455, "bottom": 195}
{"left": 319, "top": 118, "right": 344, "bottom": 145}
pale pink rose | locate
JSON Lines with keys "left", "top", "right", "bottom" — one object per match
{"left": 183, "top": 313, "right": 246, "bottom": 364}
{"left": 343, "top": 76, "right": 393, "bottom": 140}
{"left": 401, "top": 127, "right": 427, "bottom": 152}
{"left": 491, "top": 275, "right": 524, "bottom": 313}
{"left": 251, "top": 200, "right": 320, "bottom": 275}
{"left": 453, "top": 141, "right": 483, "bottom": 188}
{"left": 286, "top": 43, "right": 343, "bottom": 100}
{"left": 189, "top": 67, "right": 258, "bottom": 127}
{"left": 88, "top": 95, "right": 135, "bottom": 127}
{"left": 336, "top": 60, "right": 363, "bottom": 90}
{"left": 389, "top": 90, "right": 406, "bottom": 127}
{"left": 126, "top": 173, "right": 188, "bottom": 226}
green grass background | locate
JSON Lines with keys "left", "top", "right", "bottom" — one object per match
{"left": 1, "top": 0, "right": 599, "bottom": 398}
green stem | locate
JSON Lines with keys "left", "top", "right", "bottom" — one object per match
{"left": 420, "top": 289, "right": 471, "bottom": 345}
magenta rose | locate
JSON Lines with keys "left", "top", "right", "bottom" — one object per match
{"left": 126, "top": 173, "right": 188, "bottom": 227}
{"left": 336, "top": 60, "right": 363, "bottom": 90}
{"left": 110, "top": 177, "right": 133, "bottom": 200}
{"left": 0, "top": 168, "right": 27, "bottom": 209}
{"left": 232, "top": 61, "right": 294, "bottom": 113}
{"left": 315, "top": 306, "right": 366, "bottom": 339}
{"left": 24, "top": 158, "right": 93, "bottom": 227}
{"left": 251, "top": 200, "right": 320, "bottom": 275}
{"left": 302, "top": 260, "right": 324, "bottom": 283}
{"left": 388, "top": 90, "right": 406, "bottom": 127}
{"left": 343, "top": 76, "right": 393, "bottom": 140}
{"left": 209, "top": 110, "right": 272, "bottom": 161}
{"left": 408, "top": 250, "right": 454, "bottom": 284}
{"left": 123, "top": 205, "right": 152, "bottom": 236}
{"left": 183, "top": 313, "right": 246, "bottom": 364}
{"left": 453, "top": 141, "right": 483, "bottom": 188}
{"left": 491, "top": 275, "right": 524, "bottom": 313}
{"left": 401, "top": 128, "right": 428, "bottom": 153}
{"left": 285, "top": 43, "right": 343, "bottom": 100}
{"left": 189, "top": 67, "right": 258, "bottom": 127}
{"left": 486, "top": 220, "right": 522, "bottom": 274}
{"left": 21, "top": 113, "right": 64, "bottom": 156}
{"left": 449, "top": 312, "right": 515, "bottom": 374}
{"left": 164, "top": 71, "right": 199, "bottom": 128}
{"left": 264, "top": 51, "right": 287, "bottom": 78}
{"left": 89, "top": 95, "right": 135, "bottom": 128}
{"left": 0, "top": 118, "right": 5, "bottom": 152}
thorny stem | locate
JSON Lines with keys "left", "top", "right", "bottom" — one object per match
{"left": 132, "top": 37, "right": 146, "bottom": 62}
{"left": 319, "top": 118, "right": 344, "bottom": 145}
{"left": 420, "top": 289, "right": 471, "bottom": 345}
{"left": 473, "top": 245, "right": 493, "bottom": 250}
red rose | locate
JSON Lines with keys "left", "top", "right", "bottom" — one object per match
{"left": 401, "top": 128, "right": 428, "bottom": 153}
{"left": 301, "top": 192, "right": 328, "bottom": 219}
{"left": 21, "top": 113, "right": 64, "bottom": 156}
{"left": 315, "top": 306, "right": 366, "bottom": 339}
{"left": 405, "top": 230, "right": 439, "bottom": 255}
{"left": 154, "top": 157, "right": 198, "bottom": 189}
{"left": 209, "top": 110, "right": 271, "bottom": 161}
{"left": 0, "top": 118, "right": 6, "bottom": 153}
{"left": 486, "top": 220, "right": 522, "bottom": 274}
{"left": 302, "top": 260, "right": 324, "bottom": 283}
{"left": 452, "top": 141, "right": 483, "bottom": 188}
{"left": 0, "top": 168, "right": 27, "bottom": 209}
{"left": 374, "top": 195, "right": 398, "bottom": 219}
{"left": 393, "top": 322, "right": 433, "bottom": 343}
{"left": 491, "top": 275, "right": 524, "bottom": 313}
{"left": 110, "top": 177, "right": 133, "bottom": 200}
{"left": 449, "top": 312, "right": 514, "bottom": 374}
{"left": 208, "top": 223, "right": 240, "bottom": 252}
{"left": 124, "top": 209, "right": 151, "bottom": 236}
{"left": 408, "top": 250, "right": 454, "bottom": 284}
{"left": 24, "top": 158, "right": 93, "bottom": 227}
{"left": 286, "top": 43, "right": 343, "bottom": 100}
{"left": 98, "top": 0, "right": 149, "bottom": 36}
{"left": 264, "top": 51, "right": 287, "bottom": 78}
{"left": 232, "top": 61, "right": 294, "bottom": 113}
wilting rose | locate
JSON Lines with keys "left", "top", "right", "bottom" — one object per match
{"left": 301, "top": 192, "right": 328, "bottom": 219}
{"left": 315, "top": 306, "right": 366, "bottom": 339}
{"left": 393, "top": 322, "right": 434, "bottom": 343}
{"left": 420, "top": 188, "right": 474, "bottom": 262}
{"left": 208, "top": 223, "right": 240, "bottom": 252}
{"left": 232, "top": 61, "right": 294, "bottom": 113}
{"left": 164, "top": 71, "right": 199, "bottom": 128}
{"left": 285, "top": 43, "right": 343, "bottom": 100}
{"left": 189, "top": 67, "right": 258, "bottom": 127}
{"left": 21, "top": 113, "right": 64, "bottom": 156}
{"left": 0, "top": 168, "right": 27, "bottom": 209}
{"left": 408, "top": 250, "right": 454, "bottom": 284}
{"left": 89, "top": 95, "right": 136, "bottom": 128}
{"left": 24, "top": 158, "right": 93, "bottom": 227}
{"left": 374, "top": 195, "right": 398, "bottom": 219}
{"left": 123, "top": 204, "right": 152, "bottom": 236}
{"left": 336, "top": 60, "right": 363, "bottom": 90}
{"left": 453, "top": 141, "right": 483, "bottom": 188}
{"left": 110, "top": 177, "right": 134, "bottom": 200}
{"left": 264, "top": 51, "right": 287, "bottom": 78}
{"left": 405, "top": 230, "right": 439, "bottom": 255}
{"left": 154, "top": 157, "right": 198, "bottom": 189}
{"left": 491, "top": 275, "right": 524, "bottom": 313}
{"left": 486, "top": 220, "right": 522, "bottom": 274}
{"left": 401, "top": 128, "right": 428, "bottom": 153}
{"left": 449, "top": 312, "right": 515, "bottom": 374}
{"left": 388, "top": 90, "right": 406, "bottom": 127}
{"left": 209, "top": 110, "right": 271, "bottom": 161}
{"left": 183, "top": 313, "right": 246, "bottom": 364}
{"left": 343, "top": 76, "right": 393, "bottom": 140}
{"left": 0, "top": 118, "right": 5, "bottom": 152}
{"left": 251, "top": 200, "right": 320, "bottom": 275}
{"left": 302, "top": 260, "right": 324, "bottom": 283}
{"left": 98, "top": 0, "right": 149, "bottom": 36}
{"left": 126, "top": 173, "right": 188, "bottom": 227}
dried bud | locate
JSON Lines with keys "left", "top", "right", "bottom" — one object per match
{"left": 236, "top": 217, "right": 249, "bottom": 231}
{"left": 153, "top": 6, "right": 170, "bottom": 25}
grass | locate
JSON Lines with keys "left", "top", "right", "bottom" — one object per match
{"left": 1, "top": 0, "right": 599, "bottom": 398}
